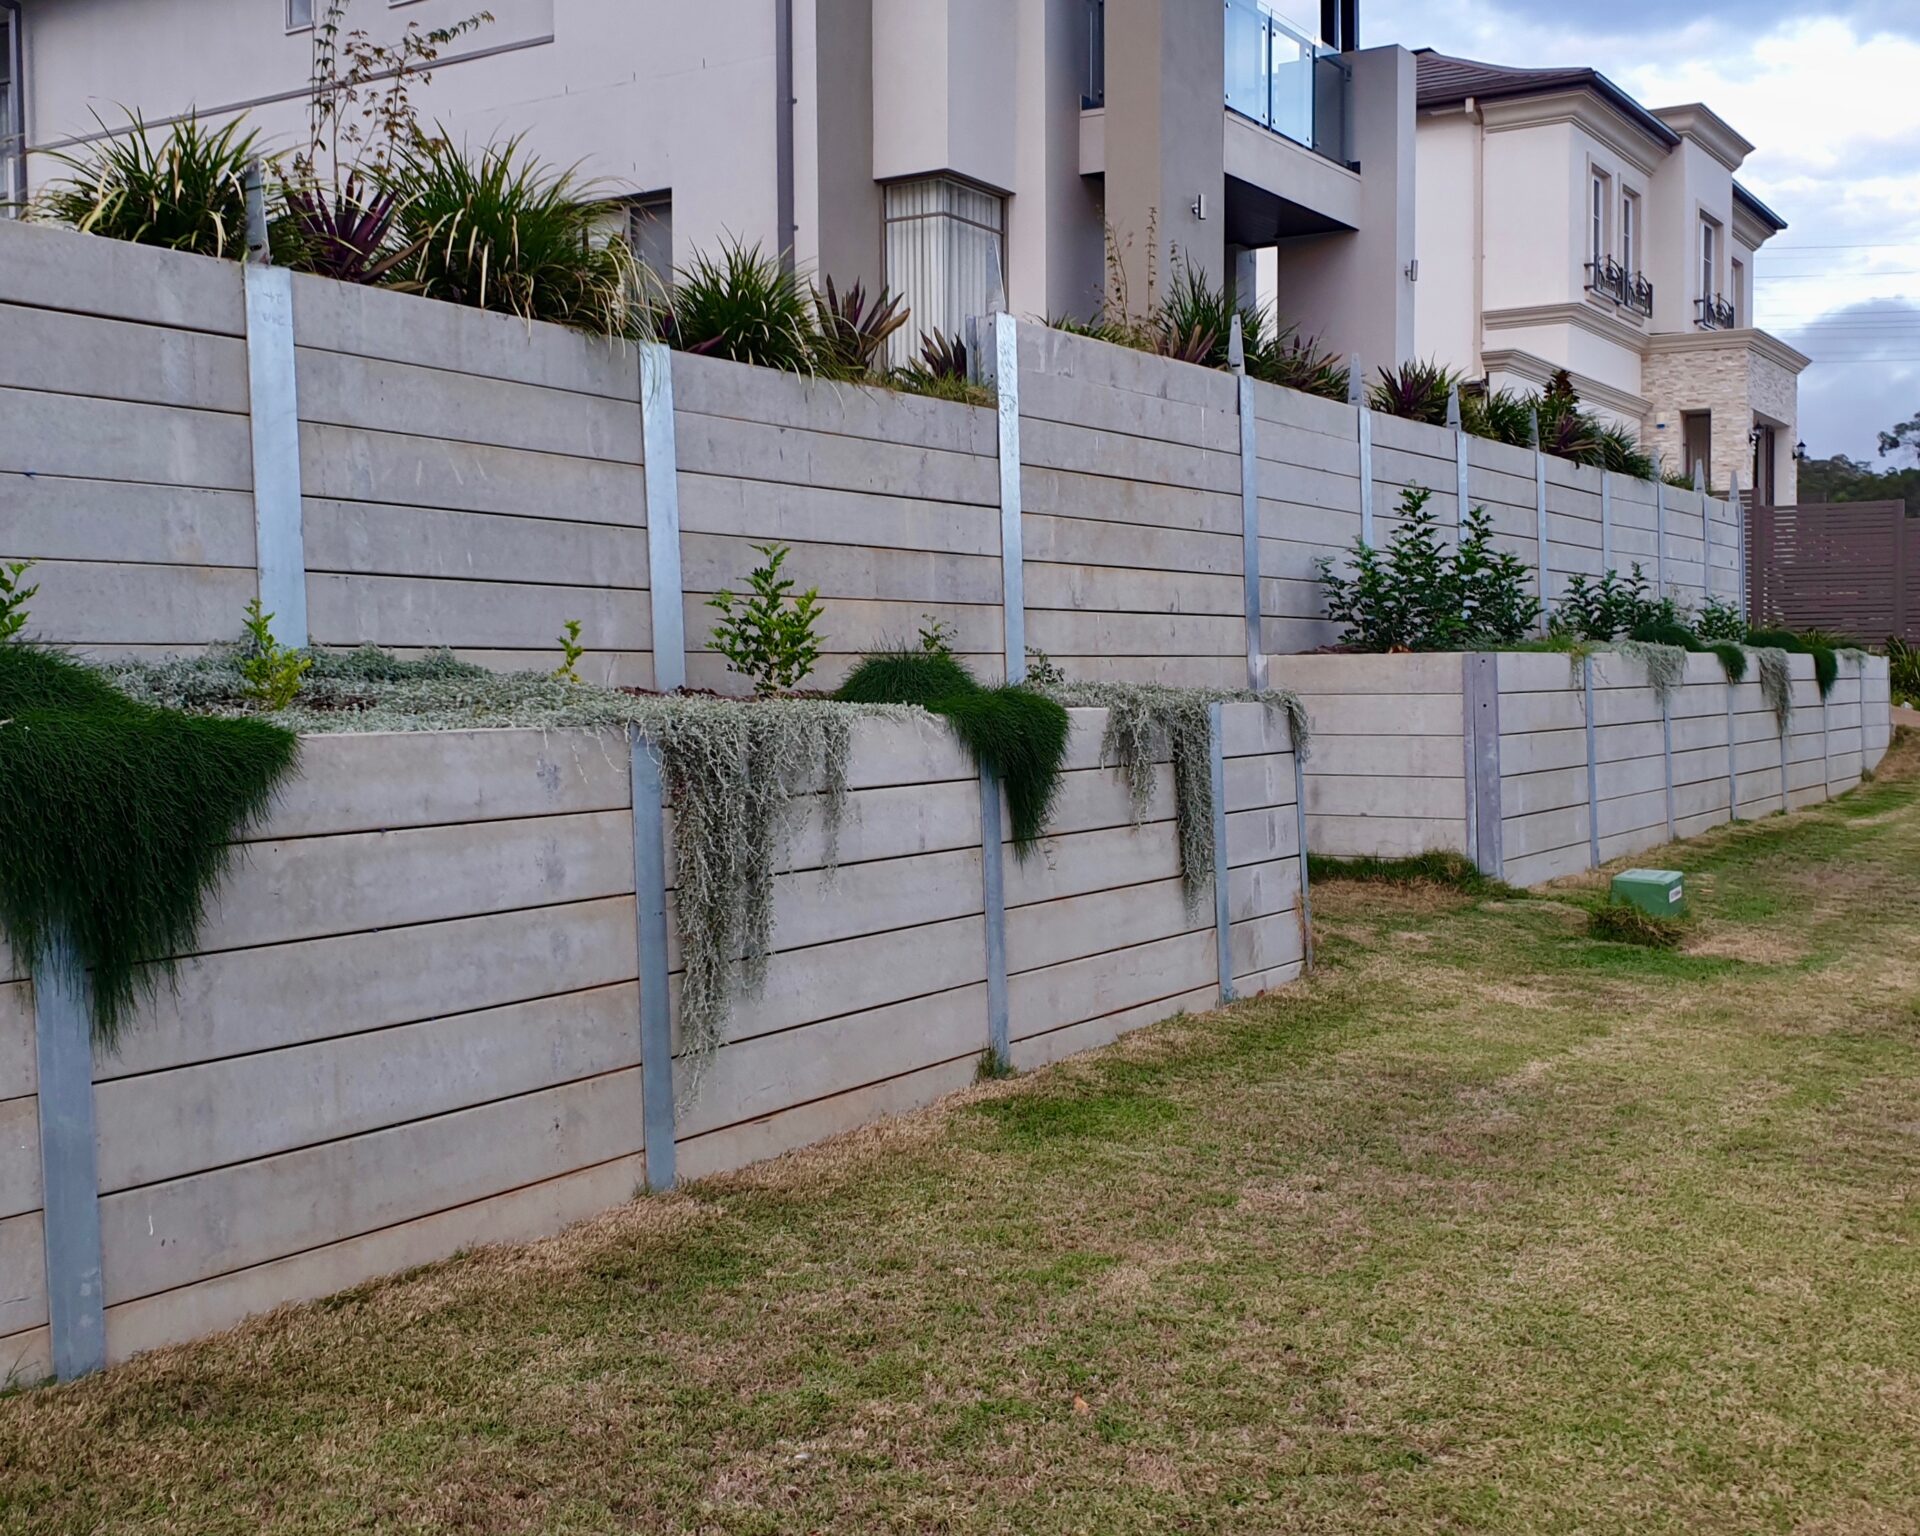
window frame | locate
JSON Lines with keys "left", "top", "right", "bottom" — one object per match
{"left": 287, "top": 0, "right": 315, "bottom": 33}
{"left": 1699, "top": 215, "right": 1718, "bottom": 301}
{"left": 1590, "top": 170, "right": 1609, "bottom": 267}
{"left": 1621, "top": 190, "right": 1638, "bottom": 275}
{"left": 0, "top": 2, "right": 23, "bottom": 216}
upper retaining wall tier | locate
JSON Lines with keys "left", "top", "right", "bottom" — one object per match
{"left": 2, "top": 218, "right": 1742, "bottom": 688}
{"left": 1279, "top": 650, "right": 1892, "bottom": 887}
{"left": 3, "top": 704, "right": 1303, "bottom": 1381}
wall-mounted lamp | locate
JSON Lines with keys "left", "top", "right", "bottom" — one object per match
{"left": 1793, "top": 440, "right": 1809, "bottom": 462}
{"left": 1191, "top": 193, "right": 1208, "bottom": 221}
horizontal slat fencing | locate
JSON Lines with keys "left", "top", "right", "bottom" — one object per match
{"left": 1495, "top": 652, "right": 1590, "bottom": 889}
{"left": 0, "top": 221, "right": 255, "bottom": 661}
{"left": 1276, "top": 653, "right": 1469, "bottom": 859}
{"left": 7, "top": 709, "right": 1304, "bottom": 1372}
{"left": 1016, "top": 326, "right": 1248, "bottom": 687}
{"left": 0, "top": 941, "right": 44, "bottom": 1388}
{"left": 671, "top": 353, "right": 1005, "bottom": 691}
{"left": 4, "top": 219, "right": 1752, "bottom": 692}
{"left": 290, "top": 276, "right": 654, "bottom": 685}
{"left": 1279, "top": 651, "right": 1886, "bottom": 886}
{"left": 88, "top": 729, "right": 648, "bottom": 1366}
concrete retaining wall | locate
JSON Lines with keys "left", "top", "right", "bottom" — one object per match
{"left": 1279, "top": 650, "right": 1893, "bottom": 887}
{"left": 2, "top": 218, "right": 1744, "bottom": 689}
{"left": 2, "top": 704, "right": 1303, "bottom": 1380}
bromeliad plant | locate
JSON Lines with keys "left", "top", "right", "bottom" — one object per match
{"left": 1367, "top": 360, "right": 1463, "bottom": 427}
{"left": 1319, "top": 486, "right": 1540, "bottom": 652}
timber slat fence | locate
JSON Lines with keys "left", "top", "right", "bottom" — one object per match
{"left": 1748, "top": 500, "right": 1918, "bottom": 644}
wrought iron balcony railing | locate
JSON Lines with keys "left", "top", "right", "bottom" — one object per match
{"left": 1585, "top": 257, "right": 1654, "bottom": 318}
{"left": 1696, "top": 293, "right": 1738, "bottom": 331}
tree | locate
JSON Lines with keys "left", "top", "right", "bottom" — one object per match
{"left": 1875, "top": 411, "right": 1920, "bottom": 468}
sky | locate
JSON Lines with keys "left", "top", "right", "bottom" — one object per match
{"left": 1366, "top": 0, "right": 1920, "bottom": 464}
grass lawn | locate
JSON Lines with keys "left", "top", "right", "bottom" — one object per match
{"left": 5, "top": 738, "right": 1919, "bottom": 1534}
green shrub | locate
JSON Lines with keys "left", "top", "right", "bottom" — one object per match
{"left": 1552, "top": 565, "right": 1661, "bottom": 641}
{"left": 837, "top": 650, "right": 1069, "bottom": 852}
{"left": 0, "top": 560, "right": 39, "bottom": 644}
{"left": 1367, "top": 360, "right": 1461, "bottom": 426}
{"left": 34, "top": 111, "right": 262, "bottom": 259}
{"left": 238, "top": 600, "right": 313, "bottom": 710}
{"left": 1318, "top": 487, "right": 1539, "bottom": 651}
{"left": 1889, "top": 637, "right": 1919, "bottom": 708}
{"left": 669, "top": 239, "right": 821, "bottom": 370}
{"left": 1696, "top": 597, "right": 1748, "bottom": 643}
{"left": 0, "top": 646, "right": 300, "bottom": 1044}
{"left": 1588, "top": 903, "right": 1684, "bottom": 949}
{"left": 1462, "top": 371, "right": 1658, "bottom": 479}
{"left": 1307, "top": 849, "right": 1512, "bottom": 896}
{"left": 1461, "top": 386, "right": 1537, "bottom": 448}
{"left": 380, "top": 135, "right": 645, "bottom": 336}
{"left": 705, "top": 543, "right": 825, "bottom": 696}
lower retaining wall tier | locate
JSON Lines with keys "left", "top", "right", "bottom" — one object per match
{"left": 2, "top": 704, "right": 1305, "bottom": 1382}
{"left": 1278, "top": 650, "right": 1893, "bottom": 888}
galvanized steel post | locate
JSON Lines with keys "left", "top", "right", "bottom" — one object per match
{"left": 639, "top": 343, "right": 686, "bottom": 691}
{"left": 33, "top": 941, "right": 106, "bottom": 1381}
{"left": 630, "top": 736, "right": 677, "bottom": 1191}
{"left": 242, "top": 262, "right": 308, "bottom": 647}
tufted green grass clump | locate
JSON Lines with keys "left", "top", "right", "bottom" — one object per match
{"left": 0, "top": 646, "right": 300, "bottom": 1046}
{"left": 838, "top": 650, "right": 1069, "bottom": 851}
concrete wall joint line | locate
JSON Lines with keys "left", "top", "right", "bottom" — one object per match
{"left": 242, "top": 262, "right": 308, "bottom": 647}
{"left": 640, "top": 344, "right": 686, "bottom": 692}
{"left": 630, "top": 735, "right": 677, "bottom": 1191}
{"left": 34, "top": 939, "right": 107, "bottom": 1381}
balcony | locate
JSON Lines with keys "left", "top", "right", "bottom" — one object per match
{"left": 1586, "top": 257, "right": 1653, "bottom": 318}
{"left": 1696, "top": 293, "right": 1738, "bottom": 331}
{"left": 1224, "top": 0, "right": 1350, "bottom": 165}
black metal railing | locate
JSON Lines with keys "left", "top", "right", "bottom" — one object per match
{"left": 1696, "top": 293, "right": 1738, "bottom": 331}
{"left": 1586, "top": 257, "right": 1653, "bottom": 317}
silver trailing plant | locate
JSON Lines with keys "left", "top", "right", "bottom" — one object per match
{"left": 108, "top": 648, "right": 912, "bottom": 1097}
{"left": 1042, "top": 682, "right": 1310, "bottom": 911}
{"left": 1751, "top": 646, "right": 1794, "bottom": 730}
{"left": 1618, "top": 639, "right": 1688, "bottom": 713}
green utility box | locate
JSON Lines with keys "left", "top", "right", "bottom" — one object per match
{"left": 1610, "top": 868, "right": 1686, "bottom": 918}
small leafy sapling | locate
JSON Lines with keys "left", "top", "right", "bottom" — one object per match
{"left": 917, "top": 614, "right": 956, "bottom": 657}
{"left": 553, "top": 617, "right": 586, "bottom": 682}
{"left": 1023, "top": 647, "right": 1066, "bottom": 687}
{"left": 239, "top": 598, "right": 313, "bottom": 710}
{"left": 0, "top": 559, "right": 39, "bottom": 644}
{"left": 705, "top": 543, "right": 825, "bottom": 696}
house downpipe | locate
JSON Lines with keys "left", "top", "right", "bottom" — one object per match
{"left": 775, "top": 0, "right": 796, "bottom": 273}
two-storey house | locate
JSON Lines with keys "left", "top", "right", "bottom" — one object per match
{"left": 1412, "top": 51, "right": 1807, "bottom": 502}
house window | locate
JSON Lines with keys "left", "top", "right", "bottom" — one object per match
{"left": 883, "top": 176, "right": 1006, "bottom": 365}
{"left": 287, "top": 0, "right": 314, "bottom": 30}
{"left": 1699, "top": 216, "right": 1717, "bottom": 300}
{"left": 628, "top": 192, "right": 672, "bottom": 295}
{"left": 0, "top": 9, "right": 21, "bottom": 216}
{"left": 1682, "top": 411, "right": 1712, "bottom": 488}
{"left": 1729, "top": 256, "right": 1744, "bottom": 326}
{"left": 1621, "top": 192, "right": 1638, "bottom": 274}
{"left": 1590, "top": 172, "right": 1609, "bottom": 266}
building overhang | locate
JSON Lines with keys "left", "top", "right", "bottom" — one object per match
{"left": 1222, "top": 112, "right": 1362, "bottom": 241}
{"left": 1645, "top": 327, "right": 1811, "bottom": 376}
{"left": 1476, "top": 90, "right": 1671, "bottom": 176}
{"left": 1485, "top": 301, "right": 1652, "bottom": 352}
{"left": 1651, "top": 103, "right": 1754, "bottom": 171}
{"left": 1480, "top": 346, "right": 1651, "bottom": 421}
{"left": 1732, "top": 182, "right": 1788, "bottom": 248}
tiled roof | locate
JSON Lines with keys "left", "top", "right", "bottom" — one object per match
{"left": 1414, "top": 50, "right": 1681, "bottom": 148}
